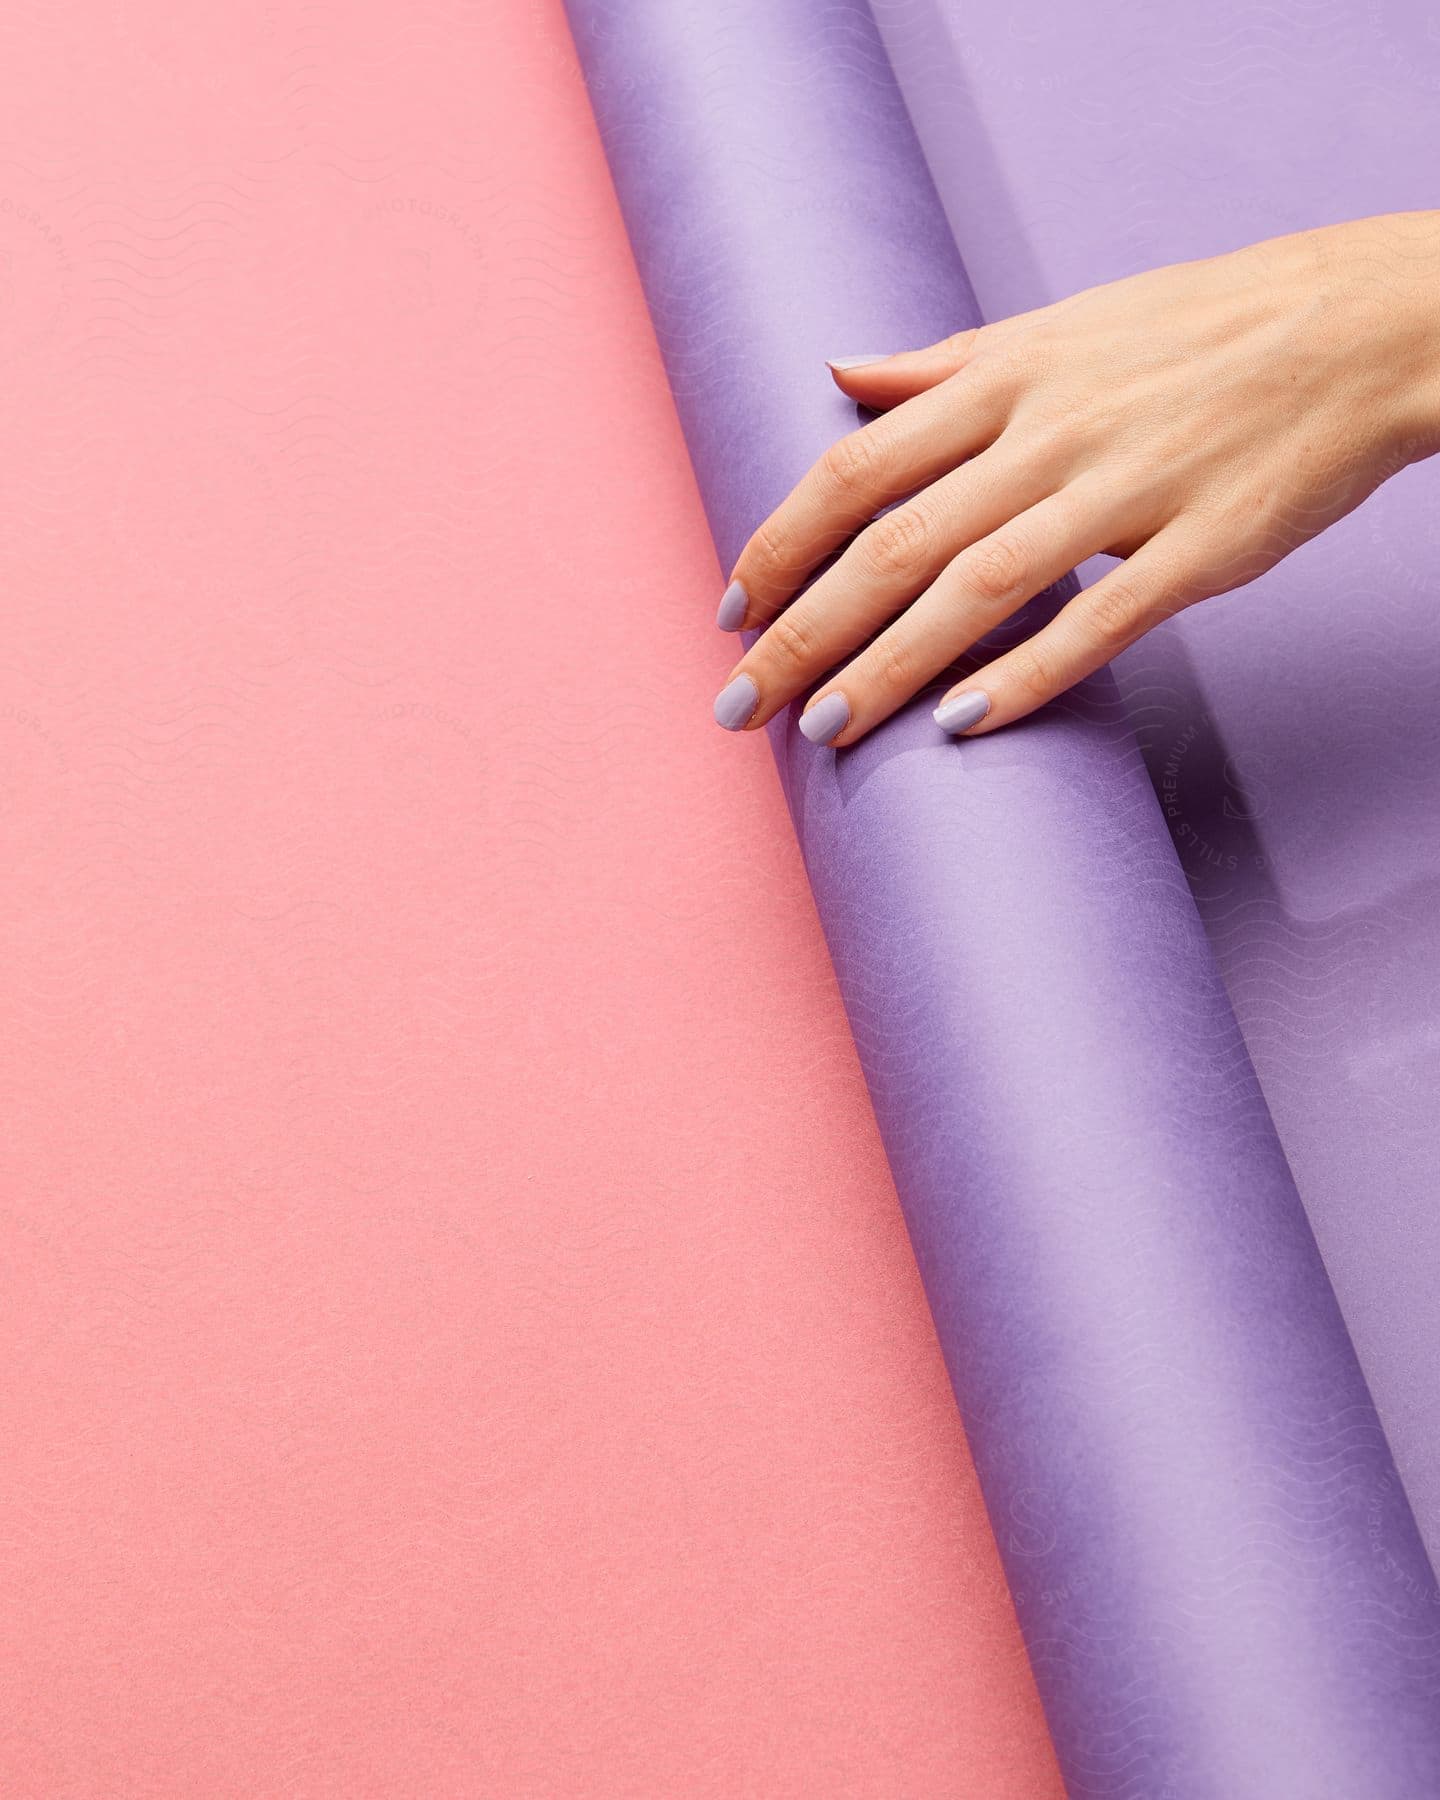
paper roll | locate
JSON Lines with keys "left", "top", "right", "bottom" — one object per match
{"left": 564, "top": 2, "right": 1440, "bottom": 1792}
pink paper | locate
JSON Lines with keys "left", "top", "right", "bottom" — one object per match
{"left": 0, "top": 1, "right": 1060, "bottom": 1792}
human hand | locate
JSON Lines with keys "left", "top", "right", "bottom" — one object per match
{"left": 711, "top": 213, "right": 1440, "bottom": 745}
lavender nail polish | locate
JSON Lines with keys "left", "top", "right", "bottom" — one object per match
{"left": 933, "top": 691, "right": 990, "bottom": 735}
{"left": 716, "top": 579, "right": 747, "bottom": 631}
{"left": 798, "top": 691, "right": 849, "bottom": 746}
{"left": 828, "top": 355, "right": 889, "bottom": 370}
{"left": 714, "top": 673, "right": 759, "bottom": 731}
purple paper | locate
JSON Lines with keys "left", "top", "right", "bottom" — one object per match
{"left": 564, "top": 1, "right": 1440, "bottom": 1793}
{"left": 871, "top": 0, "right": 1440, "bottom": 1573}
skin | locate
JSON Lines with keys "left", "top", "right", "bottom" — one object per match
{"left": 714, "top": 212, "right": 1440, "bottom": 745}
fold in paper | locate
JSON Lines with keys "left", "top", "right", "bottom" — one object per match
{"left": 564, "top": 2, "right": 1440, "bottom": 1793}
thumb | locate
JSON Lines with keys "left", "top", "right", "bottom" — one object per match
{"left": 826, "top": 327, "right": 981, "bottom": 409}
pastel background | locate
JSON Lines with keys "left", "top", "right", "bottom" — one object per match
{"left": 0, "top": 1, "right": 1061, "bottom": 1794}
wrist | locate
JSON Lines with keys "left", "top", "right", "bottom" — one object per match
{"left": 1348, "top": 213, "right": 1440, "bottom": 467}
{"left": 1294, "top": 214, "right": 1440, "bottom": 472}
{"left": 1407, "top": 279, "right": 1440, "bottom": 465}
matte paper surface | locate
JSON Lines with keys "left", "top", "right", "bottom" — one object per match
{"left": 566, "top": 1, "right": 1440, "bottom": 1794}
{"left": 0, "top": 1, "right": 1062, "bottom": 1792}
{"left": 873, "top": 0, "right": 1440, "bottom": 1561}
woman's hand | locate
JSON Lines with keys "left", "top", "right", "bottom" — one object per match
{"left": 711, "top": 213, "right": 1440, "bottom": 745}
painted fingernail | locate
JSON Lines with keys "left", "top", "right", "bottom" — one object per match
{"left": 933, "top": 691, "right": 990, "bottom": 734}
{"left": 798, "top": 691, "right": 849, "bottom": 746}
{"left": 716, "top": 578, "right": 748, "bottom": 631}
{"left": 714, "top": 673, "right": 760, "bottom": 731}
{"left": 827, "top": 355, "right": 890, "bottom": 371}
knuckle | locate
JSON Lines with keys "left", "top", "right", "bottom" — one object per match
{"left": 1051, "top": 388, "right": 1095, "bottom": 437}
{"left": 1006, "top": 641, "right": 1058, "bottom": 702}
{"left": 1009, "top": 334, "right": 1057, "bottom": 386}
{"left": 862, "top": 504, "right": 936, "bottom": 579}
{"left": 978, "top": 344, "right": 1028, "bottom": 393}
{"left": 1020, "top": 418, "right": 1071, "bottom": 470}
{"left": 749, "top": 516, "right": 793, "bottom": 579}
{"left": 820, "top": 427, "right": 881, "bottom": 494}
{"left": 762, "top": 607, "right": 822, "bottom": 675}
{"left": 865, "top": 631, "right": 917, "bottom": 694}
{"left": 1083, "top": 576, "right": 1147, "bottom": 643}
{"left": 963, "top": 532, "right": 1028, "bottom": 605}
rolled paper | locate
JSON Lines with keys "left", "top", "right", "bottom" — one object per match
{"left": 564, "top": 1, "right": 1440, "bottom": 1793}
{"left": 872, "top": 0, "right": 1440, "bottom": 1569}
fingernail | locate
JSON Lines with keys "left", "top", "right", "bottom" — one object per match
{"left": 933, "top": 691, "right": 990, "bottom": 734}
{"left": 714, "top": 673, "right": 760, "bottom": 731}
{"left": 798, "top": 691, "right": 850, "bottom": 746}
{"left": 716, "top": 578, "right": 748, "bottom": 631}
{"left": 828, "top": 355, "right": 890, "bottom": 371}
